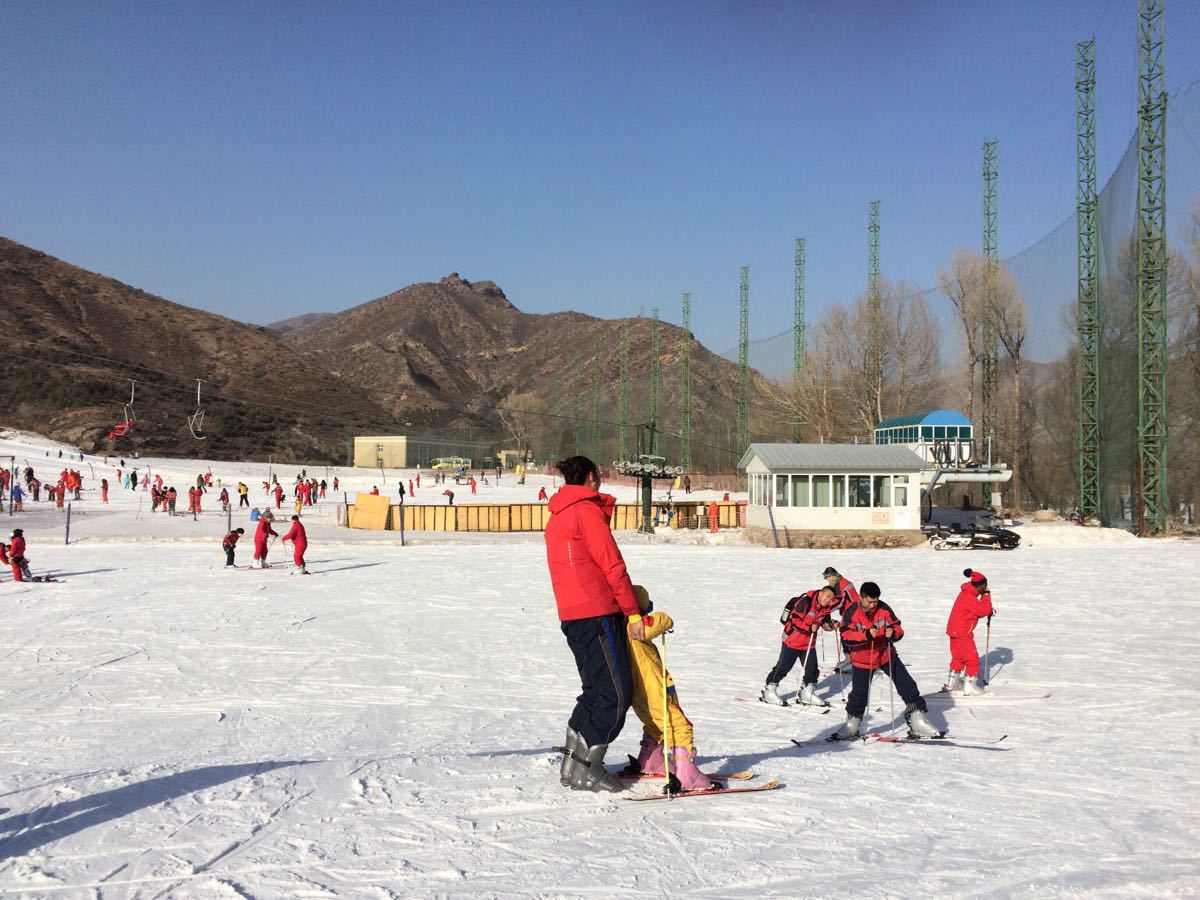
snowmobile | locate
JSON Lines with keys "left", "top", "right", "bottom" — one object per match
{"left": 928, "top": 525, "right": 1020, "bottom": 551}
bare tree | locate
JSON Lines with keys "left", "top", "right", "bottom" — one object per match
{"left": 938, "top": 249, "right": 986, "bottom": 425}
{"left": 496, "top": 392, "right": 546, "bottom": 483}
{"left": 994, "top": 265, "right": 1027, "bottom": 509}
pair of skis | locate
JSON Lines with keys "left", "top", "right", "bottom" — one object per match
{"left": 791, "top": 732, "right": 1009, "bottom": 750}
{"left": 621, "top": 768, "right": 783, "bottom": 801}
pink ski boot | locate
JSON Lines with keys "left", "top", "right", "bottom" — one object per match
{"left": 671, "top": 747, "right": 717, "bottom": 792}
{"left": 622, "top": 732, "right": 663, "bottom": 776}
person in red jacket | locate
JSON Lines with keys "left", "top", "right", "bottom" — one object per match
{"left": 273, "top": 483, "right": 284, "bottom": 509}
{"left": 253, "top": 516, "right": 278, "bottom": 568}
{"left": 761, "top": 585, "right": 839, "bottom": 706}
{"left": 281, "top": 515, "right": 309, "bottom": 574}
{"left": 833, "top": 581, "right": 940, "bottom": 741}
{"left": 8, "top": 529, "right": 32, "bottom": 582}
{"left": 537, "top": 486, "right": 548, "bottom": 502}
{"left": 824, "top": 566, "right": 861, "bottom": 674}
{"left": 222, "top": 527, "right": 244, "bottom": 567}
{"left": 545, "top": 456, "right": 645, "bottom": 794}
{"left": 945, "top": 568, "right": 994, "bottom": 695}
{"left": 101, "top": 478, "right": 109, "bottom": 503}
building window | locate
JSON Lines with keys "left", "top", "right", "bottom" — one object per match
{"left": 849, "top": 475, "right": 871, "bottom": 507}
{"left": 894, "top": 474, "right": 909, "bottom": 507}
{"left": 833, "top": 475, "right": 847, "bottom": 507}
{"left": 791, "top": 475, "right": 810, "bottom": 507}
{"left": 775, "top": 474, "right": 789, "bottom": 507}
{"left": 872, "top": 475, "right": 891, "bottom": 507}
{"left": 765, "top": 475, "right": 774, "bottom": 507}
{"left": 812, "top": 475, "right": 831, "bottom": 507}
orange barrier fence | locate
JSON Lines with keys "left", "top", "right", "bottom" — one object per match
{"left": 342, "top": 501, "right": 743, "bottom": 532}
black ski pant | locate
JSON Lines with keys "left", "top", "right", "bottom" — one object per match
{"left": 239, "top": 495, "right": 249, "bottom": 508}
{"left": 845, "top": 654, "right": 926, "bottom": 719}
{"left": 561, "top": 613, "right": 634, "bottom": 749}
{"left": 225, "top": 547, "right": 236, "bottom": 567}
{"left": 766, "top": 641, "right": 819, "bottom": 686}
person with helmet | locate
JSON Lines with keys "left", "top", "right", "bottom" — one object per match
{"left": 619, "top": 585, "right": 719, "bottom": 792}
{"left": 281, "top": 515, "right": 309, "bottom": 574}
{"left": 833, "top": 581, "right": 941, "bottom": 741}
{"left": 8, "top": 529, "right": 32, "bottom": 582}
{"left": 945, "top": 569, "right": 995, "bottom": 695}
{"left": 222, "top": 527, "right": 245, "bottom": 568}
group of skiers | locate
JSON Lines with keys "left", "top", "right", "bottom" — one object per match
{"left": 222, "top": 512, "right": 309, "bottom": 573}
{"left": 545, "top": 453, "right": 1000, "bottom": 796}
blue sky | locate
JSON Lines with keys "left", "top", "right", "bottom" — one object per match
{"left": 2, "top": 1, "right": 1197, "bottom": 353}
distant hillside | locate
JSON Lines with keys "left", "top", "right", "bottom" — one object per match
{"left": 0, "top": 237, "right": 401, "bottom": 461}
{"left": 282, "top": 273, "right": 779, "bottom": 468}
{"left": 266, "top": 312, "right": 334, "bottom": 336}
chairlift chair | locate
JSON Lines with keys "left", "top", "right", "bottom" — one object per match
{"left": 107, "top": 379, "right": 137, "bottom": 442}
{"left": 189, "top": 379, "right": 207, "bottom": 440}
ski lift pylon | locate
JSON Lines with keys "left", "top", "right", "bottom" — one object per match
{"left": 189, "top": 379, "right": 207, "bottom": 440}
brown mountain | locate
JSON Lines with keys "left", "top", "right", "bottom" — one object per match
{"left": 0, "top": 237, "right": 402, "bottom": 461}
{"left": 282, "top": 273, "right": 778, "bottom": 469}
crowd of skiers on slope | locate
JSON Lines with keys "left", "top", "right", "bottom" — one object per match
{"left": 544, "top": 454, "right": 999, "bottom": 794}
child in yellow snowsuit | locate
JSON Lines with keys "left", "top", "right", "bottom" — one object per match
{"left": 623, "top": 585, "right": 716, "bottom": 791}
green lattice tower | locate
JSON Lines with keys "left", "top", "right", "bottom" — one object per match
{"left": 573, "top": 349, "right": 582, "bottom": 456}
{"left": 794, "top": 237, "right": 806, "bottom": 441}
{"left": 982, "top": 140, "right": 999, "bottom": 449}
{"left": 737, "top": 267, "right": 749, "bottom": 453}
{"left": 1136, "top": 0, "right": 1168, "bottom": 534}
{"left": 591, "top": 336, "right": 601, "bottom": 462}
{"left": 1076, "top": 38, "right": 1101, "bottom": 520}
{"left": 619, "top": 322, "right": 630, "bottom": 461}
{"left": 867, "top": 203, "right": 881, "bottom": 425}
{"left": 681, "top": 292, "right": 692, "bottom": 470}
{"left": 650, "top": 307, "right": 660, "bottom": 453}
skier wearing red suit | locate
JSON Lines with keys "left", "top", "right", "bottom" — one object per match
{"left": 761, "top": 585, "right": 839, "bottom": 706}
{"left": 945, "top": 568, "right": 994, "bottom": 693}
{"left": 281, "top": 516, "right": 309, "bottom": 574}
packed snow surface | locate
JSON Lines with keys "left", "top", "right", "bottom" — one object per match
{"left": 0, "top": 431, "right": 1195, "bottom": 897}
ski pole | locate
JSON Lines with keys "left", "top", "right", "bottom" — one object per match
{"left": 660, "top": 629, "right": 672, "bottom": 797}
{"left": 982, "top": 615, "right": 992, "bottom": 686}
{"left": 887, "top": 644, "right": 896, "bottom": 735}
{"left": 799, "top": 629, "right": 818, "bottom": 702}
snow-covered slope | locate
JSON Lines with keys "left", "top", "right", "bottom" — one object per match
{"left": 0, "top": 430, "right": 1194, "bottom": 896}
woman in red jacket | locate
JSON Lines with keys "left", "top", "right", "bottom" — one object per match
{"left": 253, "top": 516, "right": 278, "bottom": 568}
{"left": 833, "top": 582, "right": 940, "bottom": 741}
{"left": 545, "top": 456, "right": 645, "bottom": 793}
{"left": 945, "top": 568, "right": 994, "bottom": 694}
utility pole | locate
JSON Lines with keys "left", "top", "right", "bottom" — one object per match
{"left": 573, "top": 349, "right": 582, "bottom": 456}
{"left": 619, "top": 322, "right": 629, "bottom": 462}
{"left": 867, "top": 203, "right": 882, "bottom": 425}
{"left": 1136, "top": 0, "right": 1168, "bottom": 534}
{"left": 650, "top": 307, "right": 660, "bottom": 453}
{"left": 737, "top": 266, "right": 749, "bottom": 455}
{"left": 794, "top": 237, "right": 806, "bottom": 442}
{"left": 681, "top": 292, "right": 692, "bottom": 471}
{"left": 982, "top": 140, "right": 999, "bottom": 449}
{"left": 592, "top": 336, "right": 602, "bottom": 462}
{"left": 1076, "top": 37, "right": 1101, "bottom": 521}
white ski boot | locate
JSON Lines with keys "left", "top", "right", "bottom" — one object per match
{"left": 832, "top": 715, "right": 861, "bottom": 740}
{"left": 944, "top": 670, "right": 964, "bottom": 692}
{"left": 760, "top": 682, "right": 786, "bottom": 706}
{"left": 798, "top": 683, "right": 828, "bottom": 707}
{"left": 963, "top": 675, "right": 985, "bottom": 696}
{"left": 905, "top": 706, "right": 943, "bottom": 738}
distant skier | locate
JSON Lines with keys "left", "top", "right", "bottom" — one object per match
{"left": 219, "top": 486, "right": 230, "bottom": 512}
{"left": 760, "top": 585, "right": 839, "bottom": 707}
{"left": 273, "top": 483, "right": 284, "bottom": 509}
{"left": 281, "top": 515, "right": 309, "bottom": 574}
{"left": 332, "top": 476, "right": 339, "bottom": 492}
{"left": 408, "top": 479, "right": 414, "bottom": 498}
{"left": 101, "top": 478, "right": 109, "bottom": 503}
{"left": 620, "top": 585, "right": 718, "bottom": 792}
{"left": 10, "top": 483, "right": 23, "bottom": 511}
{"left": 222, "top": 527, "right": 245, "bottom": 567}
{"left": 237, "top": 482, "right": 249, "bottom": 508}
{"left": 253, "top": 515, "right": 278, "bottom": 568}
{"left": 833, "top": 582, "right": 940, "bottom": 741}
{"left": 443, "top": 489, "right": 454, "bottom": 505}
{"left": 319, "top": 478, "right": 327, "bottom": 499}
{"left": 167, "top": 486, "right": 177, "bottom": 515}
{"left": 415, "top": 473, "right": 421, "bottom": 488}
{"left": 945, "top": 569, "right": 994, "bottom": 695}
{"left": 469, "top": 477, "right": 477, "bottom": 495}
{"left": 8, "top": 529, "right": 32, "bottom": 582}
{"left": 538, "top": 486, "right": 548, "bottom": 502}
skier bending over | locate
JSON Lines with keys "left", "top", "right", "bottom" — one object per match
{"left": 945, "top": 568, "right": 994, "bottom": 694}
{"left": 7, "top": 529, "right": 32, "bottom": 582}
{"left": 621, "top": 585, "right": 717, "bottom": 792}
{"left": 281, "top": 515, "right": 309, "bottom": 574}
{"left": 253, "top": 516, "right": 278, "bottom": 568}
{"left": 833, "top": 581, "right": 940, "bottom": 740}
{"left": 761, "top": 585, "right": 839, "bottom": 707}
{"left": 546, "top": 455, "right": 644, "bottom": 793}
{"left": 222, "top": 527, "right": 245, "bottom": 567}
